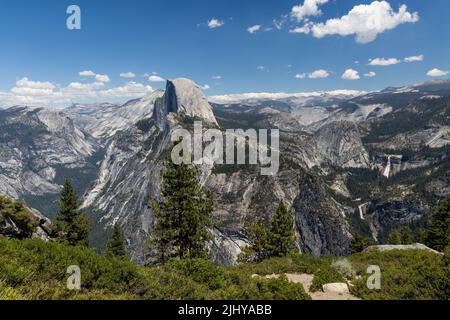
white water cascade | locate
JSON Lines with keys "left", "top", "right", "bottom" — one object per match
{"left": 358, "top": 204, "right": 365, "bottom": 220}
{"left": 383, "top": 156, "right": 392, "bottom": 178}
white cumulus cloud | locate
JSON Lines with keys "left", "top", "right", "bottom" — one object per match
{"left": 310, "top": 1, "right": 419, "bottom": 44}
{"left": 342, "top": 69, "right": 360, "bottom": 80}
{"left": 368, "top": 57, "right": 401, "bottom": 66}
{"left": 95, "top": 74, "right": 110, "bottom": 83}
{"left": 0, "top": 75, "right": 154, "bottom": 108}
{"left": 295, "top": 70, "right": 330, "bottom": 79}
{"left": 291, "top": 0, "right": 329, "bottom": 22}
{"left": 16, "top": 77, "right": 56, "bottom": 90}
{"left": 208, "top": 18, "right": 225, "bottom": 29}
{"left": 308, "top": 69, "right": 330, "bottom": 79}
{"left": 427, "top": 68, "right": 449, "bottom": 77}
{"left": 79, "top": 70, "right": 96, "bottom": 77}
{"left": 79, "top": 70, "right": 110, "bottom": 83}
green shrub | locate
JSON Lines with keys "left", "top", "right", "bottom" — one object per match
{"left": 0, "top": 238, "right": 313, "bottom": 300}
{"left": 0, "top": 196, "right": 38, "bottom": 237}
{"left": 332, "top": 258, "right": 357, "bottom": 280}
{"left": 212, "top": 272, "right": 311, "bottom": 300}
{"left": 164, "top": 258, "right": 226, "bottom": 290}
{"left": 0, "top": 238, "right": 146, "bottom": 298}
{"left": 310, "top": 267, "right": 346, "bottom": 292}
{"left": 237, "top": 253, "right": 329, "bottom": 276}
{"left": 349, "top": 249, "right": 449, "bottom": 300}
{"left": 252, "top": 276, "right": 311, "bottom": 300}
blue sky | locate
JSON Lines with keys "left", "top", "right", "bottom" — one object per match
{"left": 0, "top": 0, "right": 449, "bottom": 107}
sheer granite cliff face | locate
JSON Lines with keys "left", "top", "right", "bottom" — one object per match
{"left": 310, "top": 121, "right": 370, "bottom": 168}
{"left": 0, "top": 106, "right": 99, "bottom": 199}
{"left": 293, "top": 175, "right": 351, "bottom": 256}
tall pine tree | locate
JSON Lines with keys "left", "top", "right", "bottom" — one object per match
{"left": 105, "top": 224, "right": 128, "bottom": 259}
{"left": 245, "top": 219, "right": 270, "bottom": 262}
{"left": 426, "top": 195, "right": 450, "bottom": 251}
{"left": 150, "top": 152, "right": 214, "bottom": 262}
{"left": 269, "top": 201, "right": 295, "bottom": 257}
{"left": 54, "top": 180, "right": 90, "bottom": 247}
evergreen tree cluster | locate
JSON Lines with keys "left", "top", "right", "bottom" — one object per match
{"left": 426, "top": 195, "right": 450, "bottom": 251}
{"left": 54, "top": 179, "right": 130, "bottom": 259}
{"left": 54, "top": 180, "right": 90, "bottom": 247}
{"left": 106, "top": 224, "right": 128, "bottom": 259}
{"left": 242, "top": 202, "right": 296, "bottom": 262}
{"left": 149, "top": 153, "right": 214, "bottom": 263}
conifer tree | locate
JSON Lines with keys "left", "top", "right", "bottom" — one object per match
{"left": 150, "top": 152, "right": 214, "bottom": 262}
{"left": 387, "top": 227, "right": 415, "bottom": 245}
{"left": 105, "top": 224, "right": 128, "bottom": 259}
{"left": 269, "top": 202, "right": 295, "bottom": 257}
{"left": 426, "top": 195, "right": 450, "bottom": 251}
{"left": 246, "top": 219, "right": 270, "bottom": 262}
{"left": 55, "top": 180, "right": 90, "bottom": 247}
{"left": 350, "top": 233, "right": 373, "bottom": 254}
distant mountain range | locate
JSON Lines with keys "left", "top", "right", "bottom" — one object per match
{"left": 0, "top": 78, "right": 449, "bottom": 264}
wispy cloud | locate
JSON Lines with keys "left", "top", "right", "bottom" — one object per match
{"left": 120, "top": 72, "right": 136, "bottom": 78}
{"left": 148, "top": 75, "right": 165, "bottom": 82}
{"left": 257, "top": 66, "right": 269, "bottom": 72}
{"left": 404, "top": 55, "right": 424, "bottom": 63}
{"left": 364, "top": 71, "right": 377, "bottom": 78}
{"left": 248, "top": 25, "right": 262, "bottom": 34}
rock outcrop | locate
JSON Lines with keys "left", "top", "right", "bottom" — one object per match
{"left": 364, "top": 243, "right": 441, "bottom": 254}
{"left": 308, "top": 121, "right": 370, "bottom": 168}
{"left": 0, "top": 195, "right": 52, "bottom": 241}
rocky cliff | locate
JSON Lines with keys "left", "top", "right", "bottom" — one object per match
{"left": 0, "top": 106, "right": 99, "bottom": 200}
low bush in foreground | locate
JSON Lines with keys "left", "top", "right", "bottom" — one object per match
{"left": 348, "top": 249, "right": 449, "bottom": 300}
{"left": 0, "top": 238, "right": 311, "bottom": 300}
{"left": 309, "top": 267, "right": 346, "bottom": 292}
{"left": 0, "top": 238, "right": 448, "bottom": 300}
